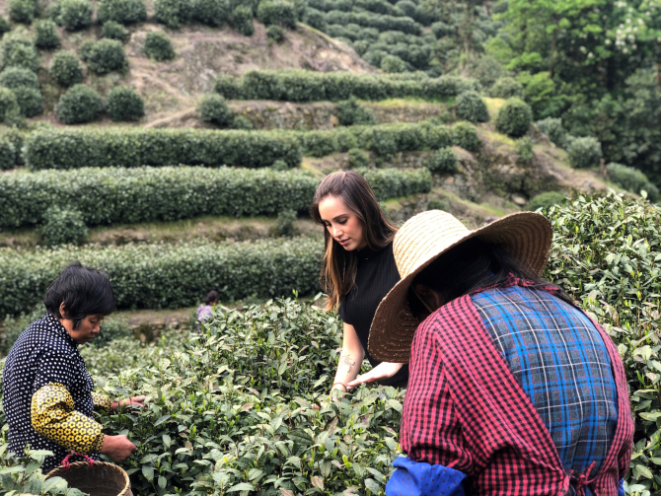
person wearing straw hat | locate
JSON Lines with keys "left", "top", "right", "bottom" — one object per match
{"left": 311, "top": 171, "right": 409, "bottom": 400}
{"left": 369, "top": 210, "right": 633, "bottom": 496}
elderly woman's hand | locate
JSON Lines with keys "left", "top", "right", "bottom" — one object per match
{"left": 112, "top": 396, "right": 147, "bottom": 411}
{"left": 101, "top": 434, "right": 137, "bottom": 462}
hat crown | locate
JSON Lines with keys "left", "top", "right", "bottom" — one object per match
{"left": 393, "top": 210, "right": 470, "bottom": 278}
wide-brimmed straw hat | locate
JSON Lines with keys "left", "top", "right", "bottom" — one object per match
{"left": 368, "top": 210, "right": 553, "bottom": 363}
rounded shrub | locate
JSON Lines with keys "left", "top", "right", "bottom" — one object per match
{"left": 39, "top": 205, "right": 88, "bottom": 246}
{"left": 55, "top": 84, "right": 103, "bottom": 124}
{"left": 12, "top": 87, "right": 43, "bottom": 117}
{"left": 144, "top": 31, "right": 176, "bottom": 62}
{"left": 516, "top": 137, "right": 534, "bottom": 164}
{"left": 101, "top": 21, "right": 130, "bottom": 42}
{"left": 536, "top": 117, "right": 566, "bottom": 148}
{"left": 192, "top": 0, "right": 230, "bottom": 26}
{"left": 567, "top": 136, "right": 602, "bottom": 169}
{"left": 606, "top": 162, "right": 658, "bottom": 200}
{"left": 428, "top": 147, "right": 457, "bottom": 173}
{"left": 198, "top": 94, "right": 233, "bottom": 126}
{"left": 276, "top": 209, "right": 297, "bottom": 237}
{"left": 395, "top": 0, "right": 416, "bottom": 17}
{"left": 528, "top": 191, "right": 566, "bottom": 211}
{"left": 495, "top": 97, "right": 532, "bottom": 138}
{"left": 257, "top": 0, "right": 297, "bottom": 29}
{"left": 0, "top": 67, "right": 39, "bottom": 90}
{"left": 337, "top": 98, "right": 376, "bottom": 126}
{"left": 97, "top": 0, "right": 147, "bottom": 25}
{"left": 230, "top": 115, "right": 253, "bottom": 129}
{"left": 303, "top": 8, "right": 326, "bottom": 31}
{"left": 455, "top": 90, "right": 488, "bottom": 123}
{"left": 348, "top": 148, "right": 369, "bottom": 169}
{"left": 0, "top": 17, "right": 11, "bottom": 37}
{"left": 489, "top": 76, "right": 523, "bottom": 99}
{"left": 1, "top": 35, "right": 40, "bottom": 72}
{"left": 49, "top": 51, "right": 83, "bottom": 87}
{"left": 270, "top": 159, "right": 289, "bottom": 171}
{"left": 106, "top": 86, "right": 145, "bottom": 122}
{"left": 452, "top": 122, "right": 481, "bottom": 152}
{"left": 0, "top": 87, "right": 20, "bottom": 123}
{"left": 0, "top": 135, "right": 17, "bottom": 170}
{"left": 34, "top": 19, "right": 61, "bottom": 50}
{"left": 154, "top": 0, "right": 190, "bottom": 28}
{"left": 232, "top": 5, "right": 254, "bottom": 36}
{"left": 52, "top": 0, "right": 93, "bottom": 31}
{"left": 9, "top": 0, "right": 36, "bottom": 24}
{"left": 267, "top": 25, "right": 286, "bottom": 44}
{"left": 80, "top": 39, "right": 128, "bottom": 75}
{"left": 381, "top": 54, "right": 406, "bottom": 73}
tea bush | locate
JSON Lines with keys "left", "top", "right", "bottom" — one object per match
{"left": 0, "top": 128, "right": 25, "bottom": 166}
{"left": 0, "top": 17, "right": 10, "bottom": 37}
{"left": 455, "top": 90, "right": 489, "bottom": 123}
{"left": 381, "top": 54, "right": 407, "bottom": 73}
{"left": 536, "top": 117, "right": 567, "bottom": 148}
{"left": 33, "top": 19, "right": 61, "bottom": 50}
{"left": 11, "top": 86, "right": 43, "bottom": 117}
{"left": 336, "top": 98, "right": 376, "bottom": 126}
{"left": 323, "top": 10, "right": 422, "bottom": 35}
{"left": 197, "top": 94, "right": 233, "bottom": 126}
{"left": 516, "top": 137, "right": 534, "bottom": 164}
{"left": 9, "top": 0, "right": 36, "bottom": 24}
{"left": 348, "top": 148, "right": 369, "bottom": 168}
{"left": 276, "top": 209, "right": 297, "bottom": 237}
{"left": 101, "top": 21, "right": 130, "bottom": 43}
{"left": 0, "top": 67, "right": 39, "bottom": 90}
{"left": 230, "top": 114, "right": 253, "bottom": 130}
{"left": 257, "top": 0, "right": 297, "bottom": 29}
{"left": 55, "top": 84, "right": 103, "bottom": 124}
{"left": 0, "top": 135, "right": 16, "bottom": 170}
{"left": 266, "top": 24, "right": 286, "bottom": 44}
{"left": 0, "top": 87, "right": 21, "bottom": 124}
{"left": 303, "top": 8, "right": 326, "bottom": 30}
{"left": 106, "top": 86, "right": 145, "bottom": 122}
{"left": 495, "top": 97, "right": 532, "bottom": 138}
{"left": 97, "top": 0, "right": 147, "bottom": 25}
{"left": 0, "top": 166, "right": 430, "bottom": 228}
{"left": 79, "top": 39, "right": 129, "bottom": 75}
{"left": 428, "top": 147, "right": 457, "bottom": 173}
{"left": 191, "top": 0, "right": 230, "bottom": 26}
{"left": 607, "top": 163, "right": 659, "bottom": 201}
{"left": 1, "top": 35, "right": 40, "bottom": 72}
{"left": 25, "top": 128, "right": 303, "bottom": 170}
{"left": 38, "top": 205, "right": 88, "bottom": 247}
{"left": 451, "top": 121, "right": 481, "bottom": 152}
{"left": 232, "top": 5, "right": 254, "bottom": 36}
{"left": 0, "top": 237, "right": 324, "bottom": 314}
{"left": 567, "top": 136, "right": 602, "bottom": 169}
{"left": 154, "top": 0, "right": 191, "bottom": 28}
{"left": 489, "top": 76, "right": 523, "bottom": 98}
{"left": 51, "top": 0, "right": 93, "bottom": 31}
{"left": 143, "top": 31, "right": 175, "bottom": 61}
{"left": 528, "top": 191, "right": 566, "bottom": 211}
{"left": 49, "top": 51, "right": 83, "bottom": 87}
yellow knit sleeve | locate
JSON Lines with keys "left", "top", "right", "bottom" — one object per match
{"left": 91, "top": 392, "right": 112, "bottom": 411}
{"left": 31, "top": 383, "right": 105, "bottom": 454}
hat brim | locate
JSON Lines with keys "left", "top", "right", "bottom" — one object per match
{"left": 368, "top": 212, "right": 553, "bottom": 363}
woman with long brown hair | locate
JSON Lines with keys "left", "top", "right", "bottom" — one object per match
{"left": 311, "top": 171, "right": 408, "bottom": 399}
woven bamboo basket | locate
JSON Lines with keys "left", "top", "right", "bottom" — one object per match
{"left": 46, "top": 461, "right": 133, "bottom": 496}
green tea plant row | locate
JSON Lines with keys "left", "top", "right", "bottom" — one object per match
{"left": 0, "top": 167, "right": 432, "bottom": 228}
{"left": 215, "top": 69, "right": 478, "bottom": 102}
{"left": 0, "top": 237, "right": 323, "bottom": 317}
{"left": 20, "top": 121, "right": 479, "bottom": 170}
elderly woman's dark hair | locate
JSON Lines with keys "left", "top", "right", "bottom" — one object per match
{"left": 205, "top": 290, "right": 219, "bottom": 305}
{"left": 44, "top": 262, "right": 115, "bottom": 329}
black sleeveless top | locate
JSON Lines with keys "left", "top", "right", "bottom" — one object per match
{"left": 338, "top": 243, "right": 409, "bottom": 386}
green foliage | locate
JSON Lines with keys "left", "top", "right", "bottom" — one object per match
{"left": 516, "top": 137, "right": 534, "bottom": 164}
{"left": 34, "top": 19, "right": 61, "bottom": 50}
{"left": 257, "top": 0, "right": 297, "bottom": 29}
{"left": 79, "top": 38, "right": 128, "bottom": 75}
{"left": 230, "top": 114, "right": 253, "bottom": 130}
{"left": 347, "top": 147, "right": 369, "bottom": 168}
{"left": 495, "top": 98, "right": 532, "bottom": 138}
{"left": 51, "top": 0, "right": 93, "bottom": 31}
{"left": 0, "top": 87, "right": 21, "bottom": 124}
{"left": 528, "top": 191, "right": 566, "bottom": 211}
{"left": 303, "top": 7, "right": 326, "bottom": 30}
{"left": 536, "top": 117, "right": 567, "bottom": 148}
{"left": 266, "top": 24, "right": 286, "bottom": 43}
{"left": 451, "top": 122, "right": 481, "bottom": 152}
{"left": 154, "top": 0, "right": 191, "bottom": 28}
{"left": 323, "top": 10, "right": 423, "bottom": 35}
{"left": 428, "top": 147, "right": 457, "bottom": 173}
{"left": 270, "top": 159, "right": 289, "bottom": 171}
{"left": 607, "top": 163, "right": 659, "bottom": 202}
{"left": 0, "top": 128, "right": 25, "bottom": 166}
{"left": 197, "top": 94, "right": 233, "bottom": 126}
{"left": 0, "top": 17, "right": 10, "bottom": 37}
{"left": 12, "top": 86, "right": 43, "bottom": 117}
{"left": 336, "top": 98, "right": 376, "bottom": 126}
{"left": 144, "top": 31, "right": 175, "bottom": 61}
{"left": 489, "top": 76, "right": 523, "bottom": 99}
{"left": 454, "top": 90, "right": 488, "bottom": 123}
{"left": 567, "top": 136, "right": 602, "bottom": 169}
{"left": 97, "top": 0, "right": 147, "bottom": 25}
{"left": 276, "top": 209, "right": 297, "bottom": 237}
{"left": 9, "top": 0, "right": 36, "bottom": 24}
{"left": 101, "top": 21, "right": 130, "bottom": 43}
{"left": 191, "top": 0, "right": 230, "bottom": 26}
{"left": 232, "top": 5, "right": 255, "bottom": 36}
{"left": 106, "top": 86, "right": 145, "bottom": 122}
{"left": 38, "top": 205, "right": 88, "bottom": 246}
{"left": 0, "top": 134, "right": 17, "bottom": 170}
{"left": 0, "top": 67, "right": 39, "bottom": 90}
{"left": 0, "top": 166, "right": 430, "bottom": 229}
{"left": 215, "top": 69, "right": 478, "bottom": 102}
{"left": 544, "top": 194, "right": 661, "bottom": 493}
{"left": 49, "top": 51, "right": 83, "bottom": 88}
{"left": 1, "top": 35, "right": 40, "bottom": 72}
{"left": 380, "top": 54, "right": 406, "bottom": 73}
{"left": 55, "top": 84, "right": 103, "bottom": 124}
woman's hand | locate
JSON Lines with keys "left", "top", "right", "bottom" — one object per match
{"left": 112, "top": 396, "right": 147, "bottom": 411}
{"left": 347, "top": 362, "right": 404, "bottom": 390}
{"left": 329, "top": 383, "right": 347, "bottom": 402}
{"left": 101, "top": 434, "right": 137, "bottom": 462}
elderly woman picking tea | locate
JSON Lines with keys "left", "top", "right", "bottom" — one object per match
{"left": 2, "top": 262, "right": 145, "bottom": 472}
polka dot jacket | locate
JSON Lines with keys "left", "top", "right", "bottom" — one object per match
{"left": 2, "top": 313, "right": 111, "bottom": 472}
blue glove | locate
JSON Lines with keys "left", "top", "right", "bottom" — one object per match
{"left": 386, "top": 456, "right": 467, "bottom": 496}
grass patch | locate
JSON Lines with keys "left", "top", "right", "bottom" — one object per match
{"left": 482, "top": 129, "right": 517, "bottom": 147}
{"left": 484, "top": 97, "right": 506, "bottom": 121}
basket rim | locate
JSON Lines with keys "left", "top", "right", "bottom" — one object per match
{"left": 45, "top": 461, "right": 131, "bottom": 496}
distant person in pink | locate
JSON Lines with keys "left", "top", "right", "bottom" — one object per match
{"left": 196, "top": 290, "right": 219, "bottom": 330}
